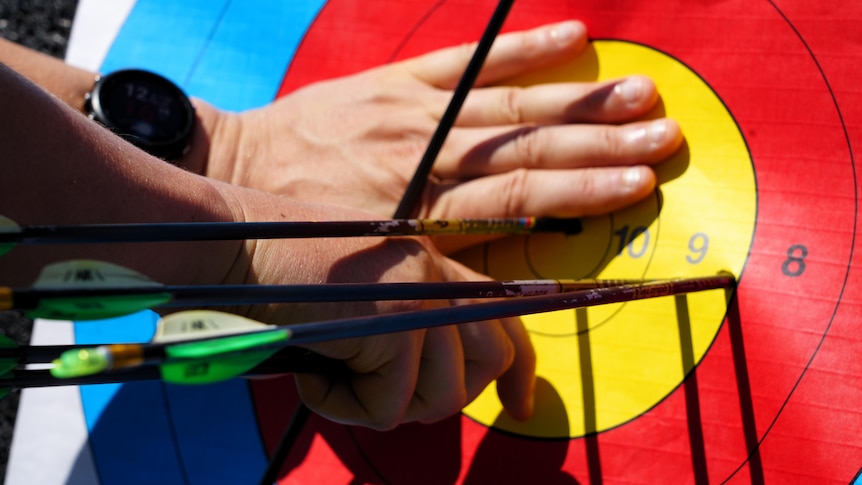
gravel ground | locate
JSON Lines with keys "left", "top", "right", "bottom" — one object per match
{"left": 0, "top": 0, "right": 80, "bottom": 480}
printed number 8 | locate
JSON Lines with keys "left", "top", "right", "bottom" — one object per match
{"left": 782, "top": 244, "right": 808, "bottom": 277}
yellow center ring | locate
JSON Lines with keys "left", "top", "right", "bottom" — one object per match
{"left": 456, "top": 40, "right": 756, "bottom": 439}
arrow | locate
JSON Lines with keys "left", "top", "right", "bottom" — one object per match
{"left": 8, "top": 260, "right": 172, "bottom": 320}
{"left": 3, "top": 259, "right": 648, "bottom": 320}
{"left": 42, "top": 273, "right": 735, "bottom": 385}
{"left": 393, "top": 0, "right": 516, "bottom": 218}
{"left": 51, "top": 316, "right": 292, "bottom": 385}
{"left": 0, "top": 346, "right": 347, "bottom": 390}
{"left": 0, "top": 264, "right": 738, "bottom": 392}
{"left": 0, "top": 215, "right": 581, "bottom": 246}
{"left": 0, "top": 310, "right": 350, "bottom": 391}
{"left": 0, "top": 260, "right": 725, "bottom": 367}
{"left": 0, "top": 273, "right": 736, "bottom": 390}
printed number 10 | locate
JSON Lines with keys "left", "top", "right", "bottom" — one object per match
{"left": 614, "top": 226, "right": 709, "bottom": 264}
{"left": 614, "top": 226, "right": 650, "bottom": 258}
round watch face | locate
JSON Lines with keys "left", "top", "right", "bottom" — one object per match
{"left": 88, "top": 69, "right": 194, "bottom": 160}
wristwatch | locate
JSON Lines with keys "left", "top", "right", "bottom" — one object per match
{"left": 84, "top": 69, "right": 195, "bottom": 162}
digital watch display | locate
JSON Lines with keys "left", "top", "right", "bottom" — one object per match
{"left": 84, "top": 69, "right": 195, "bottom": 162}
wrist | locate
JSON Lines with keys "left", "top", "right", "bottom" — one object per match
{"left": 61, "top": 67, "right": 97, "bottom": 116}
{"left": 171, "top": 98, "right": 217, "bottom": 175}
{"left": 182, "top": 99, "right": 244, "bottom": 181}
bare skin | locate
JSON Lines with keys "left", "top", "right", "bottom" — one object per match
{"left": 0, "top": 20, "right": 682, "bottom": 429}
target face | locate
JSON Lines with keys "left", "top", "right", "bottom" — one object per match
{"left": 13, "top": 1, "right": 861, "bottom": 484}
{"left": 265, "top": 0, "right": 860, "bottom": 482}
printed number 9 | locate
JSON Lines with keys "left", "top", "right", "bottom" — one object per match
{"left": 687, "top": 233, "right": 709, "bottom": 264}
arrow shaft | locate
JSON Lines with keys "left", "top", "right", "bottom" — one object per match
{"left": 60, "top": 274, "right": 735, "bottom": 375}
{"left": 285, "top": 275, "right": 735, "bottom": 346}
{"left": 3, "top": 274, "right": 734, "bottom": 390}
{"left": 5, "top": 278, "right": 646, "bottom": 312}
{"left": 0, "top": 217, "right": 581, "bottom": 245}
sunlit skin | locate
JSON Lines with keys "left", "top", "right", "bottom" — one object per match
{"left": 0, "top": 20, "right": 682, "bottom": 430}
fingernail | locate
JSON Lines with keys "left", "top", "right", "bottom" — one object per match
{"left": 625, "top": 119, "right": 668, "bottom": 146}
{"left": 648, "top": 119, "right": 668, "bottom": 144}
{"left": 525, "top": 391, "right": 535, "bottom": 419}
{"left": 623, "top": 167, "right": 646, "bottom": 188}
{"left": 614, "top": 77, "right": 645, "bottom": 104}
{"left": 548, "top": 21, "right": 583, "bottom": 47}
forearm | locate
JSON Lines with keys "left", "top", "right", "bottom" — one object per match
{"left": 0, "top": 37, "right": 95, "bottom": 114}
{"left": 0, "top": 61, "right": 241, "bottom": 286}
{"left": 0, "top": 38, "right": 220, "bottom": 173}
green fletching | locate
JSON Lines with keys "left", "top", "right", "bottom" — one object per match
{"left": 0, "top": 370, "right": 13, "bottom": 400}
{"left": 166, "top": 329, "right": 290, "bottom": 360}
{"left": 28, "top": 260, "right": 168, "bottom": 319}
{"left": 0, "top": 334, "right": 18, "bottom": 375}
{"left": 50, "top": 348, "right": 109, "bottom": 379}
{"left": 0, "top": 359, "right": 15, "bottom": 377}
{"left": 160, "top": 349, "right": 279, "bottom": 385}
{"left": 0, "top": 216, "right": 20, "bottom": 257}
{"left": 160, "top": 329, "right": 290, "bottom": 384}
{"left": 0, "top": 244, "right": 14, "bottom": 257}
{"left": 28, "top": 293, "right": 172, "bottom": 321}
{"left": 0, "top": 334, "right": 16, "bottom": 349}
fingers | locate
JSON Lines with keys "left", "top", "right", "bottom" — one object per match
{"left": 495, "top": 316, "right": 536, "bottom": 421}
{"left": 406, "top": 315, "right": 532, "bottom": 425}
{"left": 451, "top": 315, "right": 535, "bottom": 421}
{"left": 456, "top": 320, "right": 516, "bottom": 406}
{"left": 425, "top": 165, "right": 657, "bottom": 255}
{"left": 456, "top": 76, "right": 659, "bottom": 127}
{"left": 403, "top": 326, "right": 468, "bottom": 424}
{"left": 433, "top": 165, "right": 657, "bottom": 218}
{"left": 446, "top": 262, "right": 535, "bottom": 421}
{"left": 403, "top": 21, "right": 588, "bottom": 89}
{"left": 403, "top": 261, "right": 536, "bottom": 424}
{"left": 294, "top": 331, "right": 426, "bottom": 429}
{"left": 294, "top": 259, "right": 537, "bottom": 429}
{"left": 296, "top": 319, "right": 526, "bottom": 429}
{"left": 433, "top": 118, "right": 681, "bottom": 180}
{"left": 427, "top": 73, "right": 679, "bottom": 179}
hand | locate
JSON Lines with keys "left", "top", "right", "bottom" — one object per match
{"left": 221, "top": 191, "right": 535, "bottom": 430}
{"left": 195, "top": 21, "right": 682, "bottom": 230}
{"left": 0, "top": 32, "right": 541, "bottom": 432}
{"left": 0, "top": 54, "right": 534, "bottom": 429}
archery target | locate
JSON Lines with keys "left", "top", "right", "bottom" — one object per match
{"left": 266, "top": 0, "right": 860, "bottom": 482}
